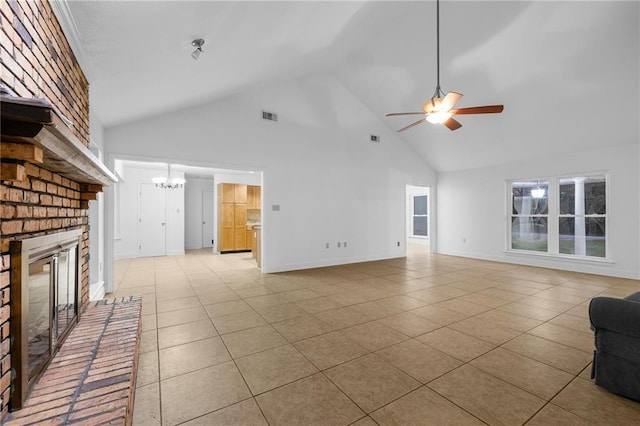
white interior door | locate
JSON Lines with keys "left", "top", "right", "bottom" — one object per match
{"left": 202, "top": 191, "right": 214, "bottom": 248}
{"left": 140, "top": 183, "right": 166, "bottom": 257}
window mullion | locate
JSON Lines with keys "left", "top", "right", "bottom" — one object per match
{"left": 547, "top": 177, "right": 559, "bottom": 254}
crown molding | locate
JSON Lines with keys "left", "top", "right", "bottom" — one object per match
{"left": 49, "top": 0, "right": 94, "bottom": 82}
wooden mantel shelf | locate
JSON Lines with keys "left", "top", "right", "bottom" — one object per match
{"left": 1, "top": 95, "right": 117, "bottom": 187}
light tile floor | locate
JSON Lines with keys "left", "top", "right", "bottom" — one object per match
{"left": 112, "top": 246, "right": 640, "bottom": 425}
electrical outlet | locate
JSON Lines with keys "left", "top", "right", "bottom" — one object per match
{"left": 337, "top": 242, "right": 341, "bottom": 248}
{"left": 344, "top": 242, "right": 347, "bottom": 248}
{"left": 325, "top": 243, "right": 329, "bottom": 249}
{"left": 397, "top": 241, "right": 400, "bottom": 247}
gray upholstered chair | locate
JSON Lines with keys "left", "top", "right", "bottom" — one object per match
{"left": 589, "top": 291, "right": 640, "bottom": 401}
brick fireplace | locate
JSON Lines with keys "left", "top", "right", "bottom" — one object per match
{"left": 0, "top": 0, "right": 116, "bottom": 420}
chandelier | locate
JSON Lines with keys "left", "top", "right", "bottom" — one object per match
{"left": 152, "top": 164, "right": 185, "bottom": 189}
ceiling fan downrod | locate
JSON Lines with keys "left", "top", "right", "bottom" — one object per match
{"left": 384, "top": 0, "right": 504, "bottom": 131}
{"left": 432, "top": 0, "right": 444, "bottom": 100}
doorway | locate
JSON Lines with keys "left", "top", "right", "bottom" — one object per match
{"left": 406, "top": 185, "right": 430, "bottom": 251}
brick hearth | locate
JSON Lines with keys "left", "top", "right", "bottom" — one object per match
{"left": 4, "top": 296, "right": 141, "bottom": 425}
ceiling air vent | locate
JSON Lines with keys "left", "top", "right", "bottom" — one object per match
{"left": 262, "top": 111, "right": 278, "bottom": 122}
{"left": 370, "top": 134, "right": 380, "bottom": 143}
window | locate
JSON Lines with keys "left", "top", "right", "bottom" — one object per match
{"left": 559, "top": 176, "right": 606, "bottom": 257}
{"left": 411, "top": 195, "right": 428, "bottom": 237}
{"left": 508, "top": 175, "right": 607, "bottom": 259}
{"left": 511, "top": 181, "right": 549, "bottom": 252}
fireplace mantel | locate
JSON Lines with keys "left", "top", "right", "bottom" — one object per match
{"left": 1, "top": 95, "right": 117, "bottom": 187}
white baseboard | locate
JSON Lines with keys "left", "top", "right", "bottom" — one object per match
{"left": 114, "top": 252, "right": 139, "bottom": 260}
{"left": 437, "top": 249, "right": 639, "bottom": 280}
{"left": 263, "top": 253, "right": 405, "bottom": 274}
{"left": 90, "top": 280, "right": 105, "bottom": 301}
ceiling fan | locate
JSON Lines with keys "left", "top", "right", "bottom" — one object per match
{"left": 386, "top": 0, "right": 503, "bottom": 132}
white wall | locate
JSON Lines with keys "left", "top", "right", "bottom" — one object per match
{"left": 437, "top": 143, "right": 640, "bottom": 279}
{"left": 104, "top": 73, "right": 436, "bottom": 275}
{"left": 113, "top": 163, "right": 185, "bottom": 259}
{"left": 214, "top": 173, "right": 262, "bottom": 187}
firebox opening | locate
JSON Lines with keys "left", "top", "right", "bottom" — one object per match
{"left": 9, "top": 229, "right": 82, "bottom": 411}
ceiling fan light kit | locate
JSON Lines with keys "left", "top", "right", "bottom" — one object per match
{"left": 386, "top": 0, "right": 504, "bottom": 131}
{"left": 426, "top": 110, "right": 452, "bottom": 124}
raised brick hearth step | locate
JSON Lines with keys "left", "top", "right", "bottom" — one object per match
{"left": 5, "top": 296, "right": 141, "bottom": 425}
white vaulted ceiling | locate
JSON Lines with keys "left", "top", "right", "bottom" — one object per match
{"left": 61, "top": 1, "right": 639, "bottom": 172}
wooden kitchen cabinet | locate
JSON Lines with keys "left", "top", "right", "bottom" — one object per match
{"left": 234, "top": 184, "right": 247, "bottom": 203}
{"left": 218, "top": 183, "right": 262, "bottom": 253}
{"left": 247, "top": 185, "right": 261, "bottom": 209}
{"left": 220, "top": 183, "right": 235, "bottom": 203}
{"left": 247, "top": 186, "right": 255, "bottom": 209}
{"left": 255, "top": 186, "right": 262, "bottom": 209}
{"left": 234, "top": 203, "right": 247, "bottom": 249}
{"left": 219, "top": 203, "right": 235, "bottom": 251}
{"left": 218, "top": 183, "right": 248, "bottom": 252}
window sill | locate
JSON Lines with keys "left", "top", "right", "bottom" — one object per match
{"left": 505, "top": 249, "right": 614, "bottom": 265}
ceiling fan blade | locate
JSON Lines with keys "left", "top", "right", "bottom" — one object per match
{"left": 443, "top": 117, "right": 462, "bottom": 131}
{"left": 440, "top": 92, "right": 463, "bottom": 111}
{"left": 397, "top": 118, "right": 427, "bottom": 132}
{"left": 386, "top": 112, "right": 425, "bottom": 117}
{"left": 451, "top": 105, "right": 504, "bottom": 115}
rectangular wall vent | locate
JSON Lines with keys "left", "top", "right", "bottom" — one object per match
{"left": 262, "top": 111, "right": 278, "bottom": 122}
{"left": 370, "top": 134, "right": 380, "bottom": 143}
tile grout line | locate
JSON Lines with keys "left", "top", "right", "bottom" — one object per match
{"left": 185, "top": 256, "right": 268, "bottom": 425}
{"left": 116, "top": 250, "right": 639, "bottom": 425}
{"left": 153, "top": 266, "right": 163, "bottom": 426}
{"left": 519, "top": 363, "right": 596, "bottom": 425}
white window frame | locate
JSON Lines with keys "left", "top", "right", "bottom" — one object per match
{"left": 509, "top": 179, "right": 550, "bottom": 253}
{"left": 507, "top": 172, "right": 610, "bottom": 261}
{"left": 411, "top": 194, "right": 429, "bottom": 238}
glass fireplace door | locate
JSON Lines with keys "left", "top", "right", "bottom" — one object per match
{"left": 10, "top": 229, "right": 83, "bottom": 410}
{"left": 26, "top": 244, "right": 79, "bottom": 384}
{"left": 27, "top": 257, "right": 53, "bottom": 379}
{"left": 54, "top": 247, "right": 78, "bottom": 348}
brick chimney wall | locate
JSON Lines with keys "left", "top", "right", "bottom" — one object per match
{"left": 1, "top": 0, "right": 91, "bottom": 419}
